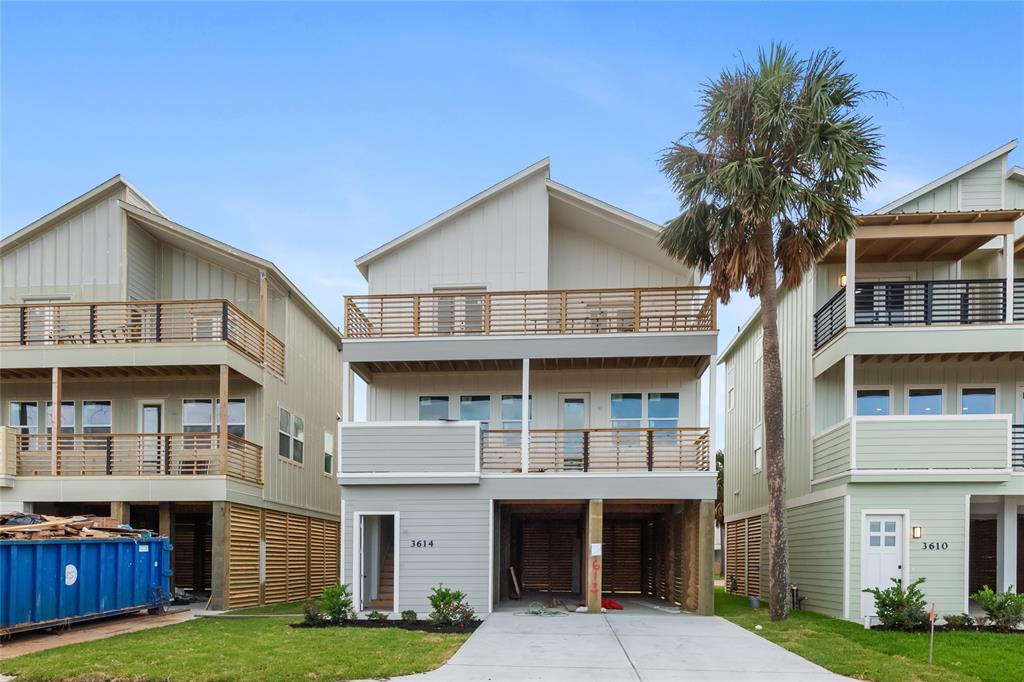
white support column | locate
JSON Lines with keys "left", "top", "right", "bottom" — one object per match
{"left": 1004, "top": 234, "right": 1014, "bottom": 324}
{"left": 996, "top": 496, "right": 1021, "bottom": 592}
{"left": 844, "top": 238, "right": 856, "bottom": 327}
{"left": 708, "top": 355, "right": 718, "bottom": 456}
{"left": 521, "top": 358, "right": 530, "bottom": 473}
{"left": 341, "top": 361, "right": 354, "bottom": 422}
{"left": 843, "top": 355, "right": 855, "bottom": 419}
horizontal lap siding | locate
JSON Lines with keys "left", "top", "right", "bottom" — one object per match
{"left": 788, "top": 497, "right": 845, "bottom": 617}
{"left": 813, "top": 422, "right": 851, "bottom": 480}
{"left": 344, "top": 493, "right": 491, "bottom": 615}
{"left": 341, "top": 425, "right": 477, "bottom": 473}
{"left": 856, "top": 419, "right": 1008, "bottom": 469}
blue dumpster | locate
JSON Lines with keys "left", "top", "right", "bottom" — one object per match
{"left": 0, "top": 537, "right": 172, "bottom": 635}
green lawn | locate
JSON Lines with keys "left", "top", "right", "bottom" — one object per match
{"left": 715, "top": 588, "right": 1021, "bottom": 682}
{"left": 226, "top": 599, "right": 306, "bottom": 615}
{"left": 1, "top": 616, "right": 468, "bottom": 682}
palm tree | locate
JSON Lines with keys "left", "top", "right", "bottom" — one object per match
{"left": 659, "top": 45, "right": 884, "bottom": 620}
{"left": 715, "top": 449, "right": 725, "bottom": 577}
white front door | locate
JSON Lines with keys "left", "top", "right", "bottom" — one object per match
{"left": 861, "top": 514, "right": 904, "bottom": 617}
{"left": 138, "top": 401, "right": 164, "bottom": 474}
{"left": 558, "top": 393, "right": 589, "bottom": 469}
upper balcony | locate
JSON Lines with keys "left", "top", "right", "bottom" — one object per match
{"left": 343, "top": 286, "right": 716, "bottom": 368}
{"left": 0, "top": 299, "right": 285, "bottom": 379}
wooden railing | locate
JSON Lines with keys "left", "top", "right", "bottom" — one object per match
{"left": 1013, "top": 424, "right": 1024, "bottom": 472}
{"left": 14, "top": 432, "right": 262, "bottom": 484}
{"left": 480, "top": 427, "right": 711, "bottom": 473}
{"left": 345, "top": 286, "right": 715, "bottom": 338}
{"left": 0, "top": 299, "right": 285, "bottom": 377}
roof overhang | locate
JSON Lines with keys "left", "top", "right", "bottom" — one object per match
{"left": 820, "top": 210, "right": 1023, "bottom": 264}
{"left": 1016, "top": 234, "right": 1024, "bottom": 258}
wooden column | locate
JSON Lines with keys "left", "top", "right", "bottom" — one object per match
{"left": 210, "top": 501, "right": 229, "bottom": 610}
{"left": 219, "top": 364, "right": 230, "bottom": 475}
{"left": 683, "top": 500, "right": 700, "bottom": 611}
{"left": 158, "top": 502, "right": 172, "bottom": 537}
{"left": 585, "top": 499, "right": 603, "bottom": 613}
{"left": 110, "top": 501, "right": 130, "bottom": 525}
{"left": 697, "top": 500, "right": 715, "bottom": 616}
{"left": 50, "top": 367, "right": 62, "bottom": 475}
{"left": 520, "top": 358, "right": 530, "bottom": 473}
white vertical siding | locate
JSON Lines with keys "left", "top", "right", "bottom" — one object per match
{"left": 546, "top": 223, "right": 692, "bottom": 289}
{"left": 159, "top": 246, "right": 260, "bottom": 316}
{"left": 126, "top": 221, "right": 159, "bottom": 300}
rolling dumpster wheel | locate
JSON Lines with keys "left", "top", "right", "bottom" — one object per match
{"left": 147, "top": 605, "right": 168, "bottom": 616}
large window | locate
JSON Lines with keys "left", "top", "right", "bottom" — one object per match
{"left": 45, "top": 401, "right": 75, "bottom": 434}
{"left": 500, "top": 395, "right": 532, "bottom": 430}
{"left": 907, "top": 388, "right": 943, "bottom": 416}
{"left": 182, "top": 399, "right": 213, "bottom": 433}
{"left": 856, "top": 389, "right": 891, "bottom": 416}
{"left": 611, "top": 393, "right": 643, "bottom": 428}
{"left": 459, "top": 395, "right": 490, "bottom": 430}
{"left": 418, "top": 396, "right": 450, "bottom": 420}
{"left": 960, "top": 387, "right": 997, "bottom": 415}
{"left": 8, "top": 401, "right": 38, "bottom": 435}
{"left": 215, "top": 399, "right": 246, "bottom": 438}
{"left": 648, "top": 393, "right": 680, "bottom": 429}
{"left": 82, "top": 401, "right": 112, "bottom": 434}
{"left": 279, "top": 407, "right": 304, "bottom": 462}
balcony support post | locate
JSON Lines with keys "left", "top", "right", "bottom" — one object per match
{"left": 996, "top": 496, "right": 1021, "bottom": 592}
{"left": 1003, "top": 234, "right": 1014, "bottom": 324}
{"left": 50, "top": 367, "right": 61, "bottom": 475}
{"left": 708, "top": 354, "right": 717, "bottom": 464}
{"left": 585, "top": 499, "right": 603, "bottom": 613}
{"left": 521, "top": 358, "right": 530, "bottom": 473}
{"left": 219, "top": 364, "right": 229, "bottom": 475}
{"left": 844, "top": 238, "right": 856, "bottom": 327}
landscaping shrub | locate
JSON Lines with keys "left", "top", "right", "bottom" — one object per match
{"left": 302, "top": 599, "right": 325, "bottom": 626}
{"left": 367, "top": 610, "right": 387, "bottom": 621}
{"left": 942, "top": 613, "right": 975, "bottom": 630}
{"left": 428, "top": 584, "right": 476, "bottom": 627}
{"left": 401, "top": 609, "right": 419, "bottom": 623}
{"left": 863, "top": 577, "right": 928, "bottom": 630}
{"left": 319, "top": 583, "right": 355, "bottom": 622}
{"left": 970, "top": 586, "right": 1024, "bottom": 630}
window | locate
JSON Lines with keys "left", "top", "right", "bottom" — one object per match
{"left": 324, "top": 431, "right": 334, "bottom": 475}
{"left": 500, "top": 394, "right": 532, "bottom": 430}
{"left": 279, "top": 408, "right": 304, "bottom": 462}
{"left": 961, "top": 387, "right": 997, "bottom": 415}
{"left": 418, "top": 396, "right": 450, "bottom": 421}
{"left": 648, "top": 393, "right": 680, "bottom": 429}
{"left": 45, "top": 401, "right": 75, "bottom": 434}
{"left": 907, "top": 388, "right": 942, "bottom": 416}
{"left": 856, "top": 389, "right": 891, "bottom": 416}
{"left": 753, "top": 423, "right": 763, "bottom": 471}
{"left": 460, "top": 395, "right": 490, "bottom": 430}
{"left": 611, "top": 393, "right": 643, "bottom": 428}
{"left": 215, "top": 399, "right": 246, "bottom": 438}
{"left": 727, "top": 367, "right": 736, "bottom": 411}
{"left": 182, "top": 399, "right": 213, "bottom": 433}
{"left": 8, "top": 401, "right": 38, "bottom": 435}
{"left": 82, "top": 401, "right": 112, "bottom": 434}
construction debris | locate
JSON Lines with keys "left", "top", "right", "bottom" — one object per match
{"left": 0, "top": 513, "right": 155, "bottom": 540}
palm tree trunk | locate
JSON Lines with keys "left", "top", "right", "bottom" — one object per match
{"left": 758, "top": 240, "right": 790, "bottom": 622}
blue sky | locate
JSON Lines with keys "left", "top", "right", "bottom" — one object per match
{"left": 3, "top": 1, "right": 1022, "bottom": 435}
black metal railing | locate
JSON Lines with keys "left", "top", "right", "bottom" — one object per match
{"left": 1015, "top": 279, "right": 1023, "bottom": 323}
{"left": 813, "top": 278, "right": 1012, "bottom": 351}
{"left": 1013, "top": 424, "right": 1024, "bottom": 472}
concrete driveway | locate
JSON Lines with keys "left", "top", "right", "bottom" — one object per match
{"left": 389, "top": 607, "right": 848, "bottom": 681}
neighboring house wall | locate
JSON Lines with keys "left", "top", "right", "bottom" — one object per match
{"left": 546, "top": 223, "right": 692, "bottom": 289}
{"left": 789, "top": 495, "right": 846, "bottom": 617}
{"left": 1, "top": 191, "right": 125, "bottom": 303}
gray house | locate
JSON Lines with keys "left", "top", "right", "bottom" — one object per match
{"left": 0, "top": 177, "right": 343, "bottom": 609}
{"left": 338, "top": 160, "right": 719, "bottom": 616}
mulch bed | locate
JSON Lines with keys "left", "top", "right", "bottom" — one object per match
{"left": 291, "top": 619, "right": 481, "bottom": 634}
{"left": 871, "top": 624, "right": 1024, "bottom": 635}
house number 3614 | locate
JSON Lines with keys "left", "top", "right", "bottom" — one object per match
{"left": 409, "top": 539, "right": 434, "bottom": 548}
{"left": 921, "top": 542, "right": 948, "bottom": 551}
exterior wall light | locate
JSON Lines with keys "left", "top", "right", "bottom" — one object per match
{"left": 911, "top": 526, "right": 923, "bottom": 539}
{"left": 839, "top": 274, "right": 848, "bottom": 288}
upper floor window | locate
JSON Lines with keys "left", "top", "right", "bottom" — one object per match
{"left": 907, "top": 388, "right": 943, "bottom": 416}
{"left": 753, "top": 423, "right": 763, "bottom": 471}
{"left": 82, "top": 401, "right": 112, "bottom": 434}
{"left": 419, "top": 396, "right": 450, "bottom": 420}
{"left": 960, "top": 387, "right": 997, "bottom": 415}
{"left": 324, "top": 431, "right": 334, "bottom": 475}
{"left": 279, "top": 407, "right": 304, "bottom": 463}
{"left": 648, "top": 393, "right": 680, "bottom": 429}
{"left": 611, "top": 393, "right": 643, "bottom": 428}
{"left": 727, "top": 367, "right": 736, "bottom": 412}
{"left": 216, "top": 398, "right": 246, "bottom": 438}
{"left": 183, "top": 399, "right": 213, "bottom": 433}
{"left": 45, "top": 401, "right": 75, "bottom": 434}
{"left": 500, "top": 395, "right": 532, "bottom": 430}
{"left": 856, "top": 389, "right": 891, "bottom": 416}
{"left": 460, "top": 395, "right": 490, "bottom": 430}
{"left": 8, "top": 401, "right": 38, "bottom": 435}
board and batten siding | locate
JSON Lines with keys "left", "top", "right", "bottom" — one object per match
{"left": 158, "top": 246, "right": 260, "bottom": 315}
{"left": 855, "top": 417, "right": 1009, "bottom": 470}
{"left": 342, "top": 486, "right": 492, "bottom": 615}
{"left": 366, "top": 170, "right": 549, "bottom": 295}
{"left": 1, "top": 191, "right": 124, "bottom": 304}
{"left": 812, "top": 420, "right": 851, "bottom": 481}
{"left": 788, "top": 496, "right": 845, "bottom": 617}
{"left": 341, "top": 423, "right": 477, "bottom": 474}
{"left": 887, "top": 157, "right": 1005, "bottom": 214}
{"left": 126, "top": 221, "right": 159, "bottom": 300}
{"left": 546, "top": 223, "right": 692, "bottom": 290}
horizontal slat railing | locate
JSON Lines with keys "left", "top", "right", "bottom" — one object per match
{"left": 480, "top": 427, "right": 710, "bottom": 473}
{"left": 813, "top": 288, "right": 846, "bottom": 350}
{"left": 1013, "top": 424, "right": 1024, "bottom": 472}
{"left": 345, "top": 286, "right": 715, "bottom": 338}
{"left": 0, "top": 299, "right": 284, "bottom": 377}
{"left": 14, "top": 432, "right": 262, "bottom": 485}
{"left": 1015, "top": 279, "right": 1023, "bottom": 323}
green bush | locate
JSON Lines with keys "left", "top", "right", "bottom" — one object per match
{"left": 428, "top": 584, "right": 476, "bottom": 627}
{"left": 302, "top": 599, "right": 324, "bottom": 625}
{"left": 319, "top": 583, "right": 355, "bottom": 622}
{"left": 367, "top": 610, "right": 387, "bottom": 621}
{"left": 862, "top": 577, "right": 928, "bottom": 630}
{"left": 942, "top": 613, "right": 975, "bottom": 630}
{"left": 970, "top": 586, "right": 1024, "bottom": 630}
{"left": 401, "top": 609, "right": 419, "bottom": 623}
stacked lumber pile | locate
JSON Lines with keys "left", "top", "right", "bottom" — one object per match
{"left": 0, "top": 513, "right": 155, "bottom": 540}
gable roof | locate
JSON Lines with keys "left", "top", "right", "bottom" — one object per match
{"left": 354, "top": 159, "right": 551, "bottom": 277}
{"left": 1008, "top": 166, "right": 1024, "bottom": 183}
{"left": 874, "top": 139, "right": 1017, "bottom": 214}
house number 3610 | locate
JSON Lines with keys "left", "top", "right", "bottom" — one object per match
{"left": 921, "top": 542, "right": 948, "bottom": 551}
{"left": 409, "top": 539, "right": 434, "bottom": 548}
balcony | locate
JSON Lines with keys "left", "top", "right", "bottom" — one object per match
{"left": 480, "top": 427, "right": 711, "bottom": 473}
{"left": 1014, "top": 424, "right": 1023, "bottom": 471}
{"left": 813, "top": 278, "right": 1023, "bottom": 351}
{"left": 344, "top": 286, "right": 714, "bottom": 338}
{"left": 13, "top": 432, "right": 262, "bottom": 485}
{"left": 0, "top": 299, "right": 285, "bottom": 378}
